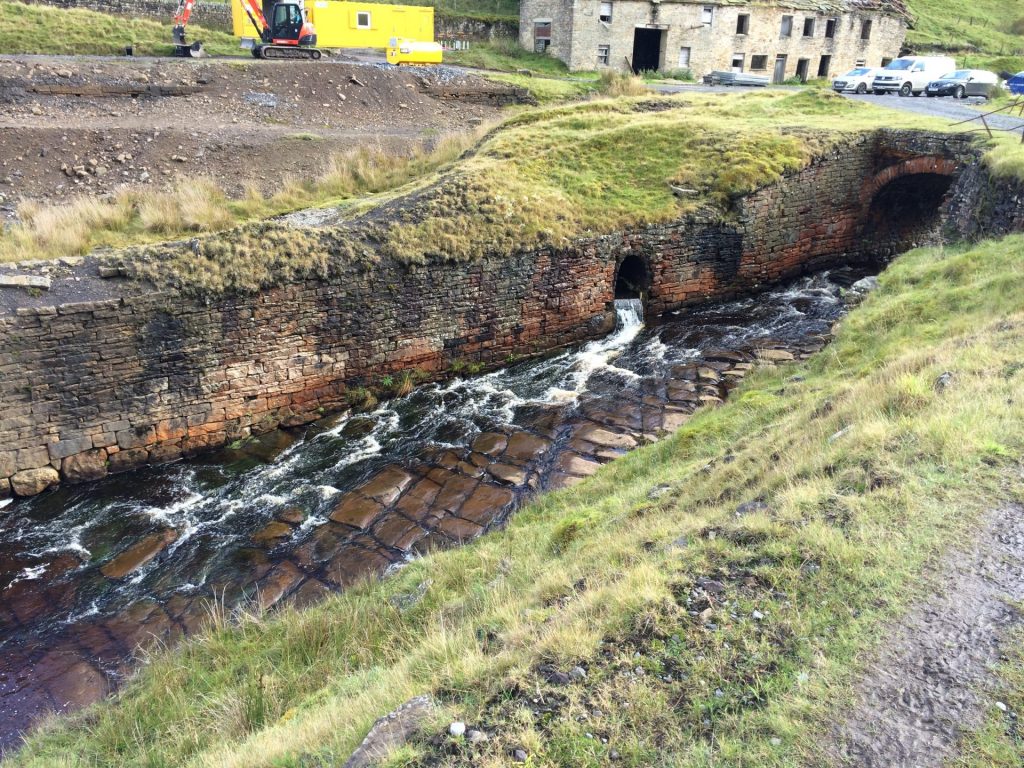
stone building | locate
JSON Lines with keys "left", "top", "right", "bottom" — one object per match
{"left": 519, "top": 0, "right": 908, "bottom": 79}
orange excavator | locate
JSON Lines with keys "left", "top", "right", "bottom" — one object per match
{"left": 172, "top": 0, "right": 322, "bottom": 59}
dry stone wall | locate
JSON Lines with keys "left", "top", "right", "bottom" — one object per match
{"left": 23, "top": 0, "right": 517, "bottom": 41}
{"left": 0, "top": 130, "right": 981, "bottom": 497}
{"left": 20, "top": 0, "right": 234, "bottom": 30}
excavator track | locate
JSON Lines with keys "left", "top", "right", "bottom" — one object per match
{"left": 255, "top": 45, "right": 322, "bottom": 60}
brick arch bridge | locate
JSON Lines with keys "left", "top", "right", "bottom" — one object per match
{"left": 632, "top": 131, "right": 978, "bottom": 317}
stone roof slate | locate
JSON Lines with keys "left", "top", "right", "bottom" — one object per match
{"left": 666, "top": 0, "right": 911, "bottom": 19}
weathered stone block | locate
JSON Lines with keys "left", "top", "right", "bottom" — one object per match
{"left": 0, "top": 450, "right": 15, "bottom": 478}
{"left": 16, "top": 446, "right": 50, "bottom": 471}
{"left": 48, "top": 435, "right": 96, "bottom": 461}
{"left": 62, "top": 449, "right": 109, "bottom": 484}
{"left": 11, "top": 467, "right": 60, "bottom": 496}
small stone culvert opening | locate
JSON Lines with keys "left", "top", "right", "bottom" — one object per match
{"left": 614, "top": 255, "right": 650, "bottom": 300}
{"left": 867, "top": 172, "right": 955, "bottom": 247}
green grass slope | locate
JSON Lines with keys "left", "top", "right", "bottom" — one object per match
{"left": 906, "top": 0, "right": 1024, "bottom": 56}
{"left": 0, "top": 0, "right": 238, "bottom": 56}
{"left": 8, "top": 235, "right": 1024, "bottom": 767}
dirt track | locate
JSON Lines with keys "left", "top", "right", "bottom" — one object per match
{"left": 0, "top": 54, "right": 512, "bottom": 214}
{"left": 830, "top": 504, "right": 1024, "bottom": 766}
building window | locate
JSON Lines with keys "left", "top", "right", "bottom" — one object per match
{"left": 701, "top": 6, "right": 713, "bottom": 26}
{"left": 599, "top": 1, "right": 612, "bottom": 23}
{"left": 731, "top": 52, "right": 745, "bottom": 72}
{"left": 780, "top": 15, "right": 793, "bottom": 37}
{"left": 750, "top": 54, "right": 768, "bottom": 70}
{"left": 880, "top": 56, "right": 892, "bottom": 67}
{"left": 736, "top": 13, "right": 749, "bottom": 34}
{"left": 817, "top": 54, "right": 831, "bottom": 77}
{"left": 825, "top": 18, "right": 837, "bottom": 38}
{"left": 356, "top": 11, "right": 371, "bottom": 28}
{"left": 678, "top": 46, "right": 691, "bottom": 67}
{"left": 597, "top": 44, "right": 610, "bottom": 65}
{"left": 861, "top": 19, "right": 873, "bottom": 40}
{"left": 802, "top": 17, "right": 815, "bottom": 37}
{"left": 534, "top": 20, "right": 551, "bottom": 52}
{"left": 855, "top": 58, "right": 866, "bottom": 67}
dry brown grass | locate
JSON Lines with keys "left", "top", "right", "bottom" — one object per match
{"left": 0, "top": 132, "right": 486, "bottom": 265}
{"left": 598, "top": 71, "right": 648, "bottom": 97}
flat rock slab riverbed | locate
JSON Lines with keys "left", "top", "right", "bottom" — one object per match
{"left": 0, "top": 269, "right": 868, "bottom": 750}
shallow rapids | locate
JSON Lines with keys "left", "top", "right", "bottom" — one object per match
{"left": 0, "top": 267, "right": 869, "bottom": 750}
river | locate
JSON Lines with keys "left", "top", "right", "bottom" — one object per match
{"left": 0, "top": 266, "right": 870, "bottom": 751}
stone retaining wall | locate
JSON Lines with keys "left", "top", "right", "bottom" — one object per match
{"left": 0, "top": 130, "right": 983, "bottom": 497}
{"left": 436, "top": 12, "right": 517, "bottom": 41}
{"left": 21, "top": 0, "right": 235, "bottom": 30}
{"left": 945, "top": 161, "right": 1024, "bottom": 240}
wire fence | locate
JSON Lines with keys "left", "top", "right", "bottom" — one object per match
{"left": 949, "top": 98, "right": 1024, "bottom": 142}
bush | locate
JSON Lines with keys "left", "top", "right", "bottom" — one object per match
{"left": 1011, "top": 17, "right": 1024, "bottom": 35}
{"left": 662, "top": 68, "right": 694, "bottom": 82}
{"left": 599, "top": 70, "right": 648, "bottom": 97}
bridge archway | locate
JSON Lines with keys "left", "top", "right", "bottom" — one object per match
{"left": 860, "top": 156, "right": 959, "bottom": 248}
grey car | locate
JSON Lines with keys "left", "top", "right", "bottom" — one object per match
{"left": 925, "top": 69, "right": 1000, "bottom": 99}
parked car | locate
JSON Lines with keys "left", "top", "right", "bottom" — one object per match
{"left": 872, "top": 56, "right": 957, "bottom": 96}
{"left": 832, "top": 67, "right": 880, "bottom": 94}
{"left": 925, "top": 69, "right": 1000, "bottom": 98}
{"left": 1007, "top": 72, "right": 1024, "bottom": 96}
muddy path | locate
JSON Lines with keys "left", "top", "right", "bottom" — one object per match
{"left": 830, "top": 503, "right": 1024, "bottom": 766}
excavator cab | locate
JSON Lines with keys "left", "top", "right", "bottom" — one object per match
{"left": 270, "top": 3, "right": 303, "bottom": 42}
{"left": 249, "top": 0, "right": 319, "bottom": 56}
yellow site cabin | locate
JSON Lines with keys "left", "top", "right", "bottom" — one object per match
{"left": 232, "top": 0, "right": 437, "bottom": 52}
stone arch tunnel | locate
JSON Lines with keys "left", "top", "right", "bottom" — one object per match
{"left": 614, "top": 254, "right": 650, "bottom": 300}
{"left": 859, "top": 155, "right": 961, "bottom": 253}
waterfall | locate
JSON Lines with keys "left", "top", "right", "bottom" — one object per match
{"left": 613, "top": 298, "right": 644, "bottom": 331}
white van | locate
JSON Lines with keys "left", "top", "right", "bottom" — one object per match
{"left": 872, "top": 56, "right": 957, "bottom": 96}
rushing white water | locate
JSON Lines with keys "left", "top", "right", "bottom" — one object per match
{"left": 0, "top": 270, "right": 865, "bottom": 634}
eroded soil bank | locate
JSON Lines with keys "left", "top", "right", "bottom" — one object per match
{"left": 0, "top": 55, "right": 514, "bottom": 210}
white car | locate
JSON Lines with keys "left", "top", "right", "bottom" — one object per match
{"left": 872, "top": 56, "right": 958, "bottom": 96}
{"left": 832, "top": 67, "right": 881, "bottom": 94}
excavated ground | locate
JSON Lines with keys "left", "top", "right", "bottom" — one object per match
{"left": 0, "top": 54, "right": 513, "bottom": 214}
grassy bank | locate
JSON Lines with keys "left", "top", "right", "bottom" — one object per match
{"left": 8, "top": 233, "right": 1024, "bottom": 767}
{"left": 906, "top": 0, "right": 1024, "bottom": 57}
{"left": 445, "top": 38, "right": 570, "bottom": 76}
{"left": 0, "top": 90, "right": 875, "bottom": 268}
{"left": 0, "top": 1, "right": 238, "bottom": 56}
{"left": 378, "top": 90, "right": 957, "bottom": 264}
{"left": 0, "top": 135, "right": 480, "bottom": 265}
{"left": 8, "top": 88, "right": 1004, "bottom": 290}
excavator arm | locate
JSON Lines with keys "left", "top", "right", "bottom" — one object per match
{"left": 172, "top": 0, "right": 271, "bottom": 56}
{"left": 236, "top": 0, "right": 273, "bottom": 42}
{"left": 171, "top": 0, "right": 197, "bottom": 47}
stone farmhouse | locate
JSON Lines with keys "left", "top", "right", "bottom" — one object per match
{"left": 518, "top": 0, "right": 909, "bottom": 80}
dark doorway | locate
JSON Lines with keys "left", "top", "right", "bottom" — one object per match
{"left": 615, "top": 255, "right": 649, "bottom": 299}
{"left": 795, "top": 58, "right": 809, "bottom": 83}
{"left": 773, "top": 54, "right": 787, "bottom": 84}
{"left": 632, "top": 27, "right": 662, "bottom": 73}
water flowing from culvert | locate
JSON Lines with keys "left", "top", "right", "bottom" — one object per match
{"left": 0, "top": 267, "right": 872, "bottom": 750}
